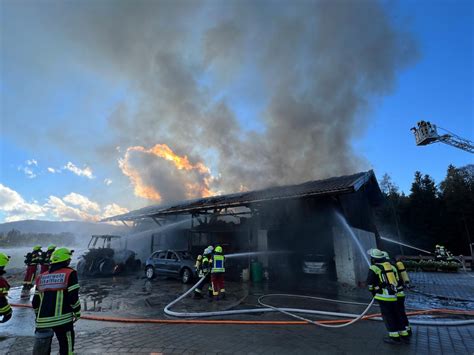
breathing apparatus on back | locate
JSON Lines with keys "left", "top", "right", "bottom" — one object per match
{"left": 368, "top": 248, "right": 398, "bottom": 293}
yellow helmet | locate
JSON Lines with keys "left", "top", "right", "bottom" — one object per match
{"left": 197, "top": 255, "right": 202, "bottom": 261}
{"left": 51, "top": 248, "right": 73, "bottom": 264}
{"left": 215, "top": 246, "right": 223, "bottom": 253}
{"left": 33, "top": 245, "right": 42, "bottom": 251}
{"left": 47, "top": 244, "right": 56, "bottom": 251}
{"left": 0, "top": 253, "right": 11, "bottom": 267}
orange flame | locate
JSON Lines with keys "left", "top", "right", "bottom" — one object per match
{"left": 120, "top": 144, "right": 214, "bottom": 202}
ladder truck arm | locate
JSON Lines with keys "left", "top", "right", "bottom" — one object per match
{"left": 411, "top": 121, "right": 474, "bottom": 154}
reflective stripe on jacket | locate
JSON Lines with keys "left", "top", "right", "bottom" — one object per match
{"left": 367, "top": 263, "right": 398, "bottom": 302}
{"left": 0, "top": 276, "right": 11, "bottom": 316}
{"left": 25, "top": 251, "right": 42, "bottom": 266}
{"left": 32, "top": 267, "right": 81, "bottom": 328}
{"left": 0, "top": 277, "right": 10, "bottom": 297}
{"left": 199, "top": 256, "right": 211, "bottom": 277}
{"left": 211, "top": 255, "right": 225, "bottom": 273}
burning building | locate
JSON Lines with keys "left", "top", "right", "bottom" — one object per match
{"left": 103, "top": 170, "right": 383, "bottom": 287}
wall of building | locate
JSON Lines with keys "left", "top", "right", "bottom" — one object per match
{"left": 332, "top": 225, "right": 377, "bottom": 286}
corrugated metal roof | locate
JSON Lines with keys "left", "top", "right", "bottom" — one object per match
{"left": 102, "top": 170, "right": 380, "bottom": 222}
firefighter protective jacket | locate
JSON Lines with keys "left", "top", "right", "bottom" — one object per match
{"left": 0, "top": 276, "right": 12, "bottom": 318}
{"left": 32, "top": 265, "right": 81, "bottom": 328}
{"left": 199, "top": 256, "right": 211, "bottom": 277}
{"left": 25, "top": 250, "right": 42, "bottom": 266}
{"left": 366, "top": 262, "right": 399, "bottom": 302}
{"left": 41, "top": 250, "right": 54, "bottom": 267}
{"left": 211, "top": 254, "right": 225, "bottom": 273}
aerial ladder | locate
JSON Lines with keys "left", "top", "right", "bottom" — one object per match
{"left": 411, "top": 121, "right": 474, "bottom": 154}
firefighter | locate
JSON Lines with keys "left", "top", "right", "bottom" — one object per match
{"left": 23, "top": 245, "right": 42, "bottom": 290}
{"left": 366, "top": 248, "right": 408, "bottom": 344}
{"left": 40, "top": 244, "right": 56, "bottom": 274}
{"left": 194, "top": 247, "right": 213, "bottom": 299}
{"left": 32, "top": 248, "right": 80, "bottom": 355}
{"left": 434, "top": 245, "right": 441, "bottom": 260}
{"left": 0, "top": 253, "right": 12, "bottom": 323}
{"left": 439, "top": 245, "right": 448, "bottom": 261}
{"left": 383, "top": 252, "right": 412, "bottom": 337}
{"left": 211, "top": 245, "right": 225, "bottom": 301}
{"left": 193, "top": 254, "right": 203, "bottom": 299}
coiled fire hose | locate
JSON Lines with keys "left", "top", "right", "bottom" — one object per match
{"left": 161, "top": 276, "right": 474, "bottom": 326}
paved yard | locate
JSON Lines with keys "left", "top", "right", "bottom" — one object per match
{"left": 2, "top": 271, "right": 473, "bottom": 354}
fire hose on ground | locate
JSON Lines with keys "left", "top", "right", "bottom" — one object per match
{"left": 10, "top": 276, "right": 474, "bottom": 327}
{"left": 161, "top": 275, "right": 474, "bottom": 327}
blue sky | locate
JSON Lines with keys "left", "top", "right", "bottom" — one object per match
{"left": 362, "top": 0, "right": 473, "bottom": 192}
{"left": 0, "top": 0, "right": 472, "bottom": 223}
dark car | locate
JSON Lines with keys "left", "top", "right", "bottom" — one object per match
{"left": 145, "top": 250, "right": 196, "bottom": 283}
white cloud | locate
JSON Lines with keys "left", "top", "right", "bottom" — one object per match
{"left": 0, "top": 184, "right": 25, "bottom": 211}
{"left": 0, "top": 184, "right": 47, "bottom": 221}
{"left": 0, "top": 184, "right": 128, "bottom": 222}
{"left": 63, "top": 162, "right": 94, "bottom": 179}
{"left": 18, "top": 159, "right": 39, "bottom": 178}
{"left": 47, "top": 167, "right": 58, "bottom": 173}
{"left": 63, "top": 192, "right": 100, "bottom": 212}
{"left": 20, "top": 166, "right": 37, "bottom": 179}
{"left": 102, "top": 203, "right": 129, "bottom": 219}
{"left": 104, "top": 178, "right": 112, "bottom": 186}
{"left": 45, "top": 195, "right": 98, "bottom": 221}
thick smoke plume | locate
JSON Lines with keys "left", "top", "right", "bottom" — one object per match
{"left": 3, "top": 0, "right": 418, "bottom": 205}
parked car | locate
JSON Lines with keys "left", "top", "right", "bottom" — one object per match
{"left": 145, "top": 250, "right": 197, "bottom": 283}
{"left": 302, "top": 254, "right": 328, "bottom": 275}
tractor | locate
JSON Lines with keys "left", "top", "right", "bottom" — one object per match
{"left": 77, "top": 235, "right": 141, "bottom": 277}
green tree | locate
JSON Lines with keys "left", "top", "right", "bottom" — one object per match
{"left": 439, "top": 164, "right": 474, "bottom": 254}
{"left": 407, "top": 172, "right": 440, "bottom": 250}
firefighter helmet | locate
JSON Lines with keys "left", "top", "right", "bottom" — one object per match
{"left": 51, "top": 248, "right": 73, "bottom": 264}
{"left": 197, "top": 255, "right": 202, "bottom": 261}
{"left": 215, "top": 246, "right": 223, "bottom": 253}
{"left": 47, "top": 244, "right": 56, "bottom": 251}
{"left": 382, "top": 251, "right": 390, "bottom": 259}
{"left": 367, "top": 248, "right": 385, "bottom": 259}
{"left": 0, "top": 253, "right": 10, "bottom": 267}
{"left": 33, "top": 245, "right": 42, "bottom": 251}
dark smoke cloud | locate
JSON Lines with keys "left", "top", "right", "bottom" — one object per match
{"left": 3, "top": 0, "right": 418, "bottom": 204}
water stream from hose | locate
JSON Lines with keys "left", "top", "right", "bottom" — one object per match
{"left": 334, "top": 211, "right": 370, "bottom": 266}
{"left": 379, "top": 236, "right": 432, "bottom": 255}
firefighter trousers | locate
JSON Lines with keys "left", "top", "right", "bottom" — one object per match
{"left": 397, "top": 296, "right": 410, "bottom": 331}
{"left": 23, "top": 265, "right": 38, "bottom": 287}
{"left": 35, "top": 322, "right": 75, "bottom": 355}
{"left": 194, "top": 273, "right": 212, "bottom": 296}
{"left": 211, "top": 273, "right": 225, "bottom": 297}
{"left": 377, "top": 300, "right": 404, "bottom": 338}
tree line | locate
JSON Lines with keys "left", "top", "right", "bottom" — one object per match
{"left": 0, "top": 229, "right": 76, "bottom": 247}
{"left": 377, "top": 164, "right": 473, "bottom": 256}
